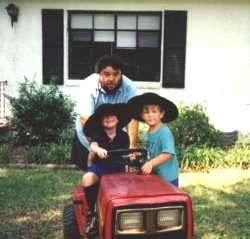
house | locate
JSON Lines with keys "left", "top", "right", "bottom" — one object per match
{"left": 0, "top": 0, "right": 250, "bottom": 133}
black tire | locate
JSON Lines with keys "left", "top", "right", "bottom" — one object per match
{"left": 63, "top": 203, "right": 82, "bottom": 239}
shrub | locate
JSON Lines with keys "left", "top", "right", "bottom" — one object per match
{"left": 170, "top": 104, "right": 221, "bottom": 149}
{"left": 0, "top": 132, "right": 13, "bottom": 144}
{"left": 0, "top": 148, "right": 12, "bottom": 164}
{"left": 226, "top": 144, "right": 250, "bottom": 169}
{"left": 58, "top": 127, "right": 75, "bottom": 145}
{"left": 237, "top": 132, "right": 250, "bottom": 145}
{"left": 178, "top": 144, "right": 250, "bottom": 170}
{"left": 25, "top": 144, "right": 71, "bottom": 164}
{"left": 179, "top": 145, "right": 225, "bottom": 170}
{"left": 7, "top": 79, "right": 75, "bottom": 145}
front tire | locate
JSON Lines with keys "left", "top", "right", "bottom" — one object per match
{"left": 63, "top": 203, "right": 82, "bottom": 239}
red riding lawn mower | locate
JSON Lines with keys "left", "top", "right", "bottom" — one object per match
{"left": 63, "top": 148, "right": 194, "bottom": 239}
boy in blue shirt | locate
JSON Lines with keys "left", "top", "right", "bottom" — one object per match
{"left": 128, "top": 93, "right": 179, "bottom": 187}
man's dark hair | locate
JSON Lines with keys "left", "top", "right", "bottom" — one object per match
{"left": 96, "top": 55, "right": 124, "bottom": 73}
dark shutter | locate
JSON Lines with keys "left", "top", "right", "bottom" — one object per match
{"left": 163, "top": 11, "right": 187, "bottom": 88}
{"left": 42, "top": 9, "right": 64, "bottom": 85}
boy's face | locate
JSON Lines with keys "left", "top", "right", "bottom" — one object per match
{"left": 141, "top": 104, "right": 165, "bottom": 127}
{"left": 99, "top": 66, "right": 122, "bottom": 93}
{"left": 101, "top": 114, "right": 119, "bottom": 129}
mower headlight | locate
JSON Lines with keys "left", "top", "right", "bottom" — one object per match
{"left": 115, "top": 206, "right": 184, "bottom": 235}
{"left": 157, "top": 208, "right": 183, "bottom": 230}
{"left": 119, "top": 211, "right": 144, "bottom": 230}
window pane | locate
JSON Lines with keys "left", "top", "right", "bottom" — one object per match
{"left": 71, "top": 31, "right": 92, "bottom": 42}
{"left": 117, "top": 14, "right": 136, "bottom": 30}
{"left": 117, "top": 31, "right": 136, "bottom": 48}
{"left": 138, "top": 15, "right": 160, "bottom": 30}
{"left": 71, "top": 14, "right": 92, "bottom": 29}
{"left": 136, "top": 49, "right": 161, "bottom": 82}
{"left": 138, "top": 31, "right": 159, "bottom": 48}
{"left": 70, "top": 63, "right": 92, "bottom": 79}
{"left": 71, "top": 46, "right": 92, "bottom": 62}
{"left": 69, "top": 45, "right": 93, "bottom": 79}
{"left": 114, "top": 49, "right": 137, "bottom": 79}
{"left": 94, "top": 31, "right": 114, "bottom": 42}
{"left": 94, "top": 14, "right": 114, "bottom": 29}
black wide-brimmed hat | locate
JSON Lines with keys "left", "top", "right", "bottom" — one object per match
{"left": 128, "top": 93, "right": 178, "bottom": 123}
{"left": 84, "top": 103, "right": 131, "bottom": 137}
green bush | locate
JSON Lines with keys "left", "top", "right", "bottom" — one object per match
{"left": 0, "top": 148, "right": 12, "bottom": 164}
{"left": 237, "top": 132, "right": 250, "bottom": 145}
{"left": 0, "top": 133, "right": 13, "bottom": 144}
{"left": 58, "top": 127, "right": 75, "bottom": 145}
{"left": 179, "top": 144, "right": 250, "bottom": 170}
{"left": 25, "top": 144, "right": 71, "bottom": 164}
{"left": 170, "top": 104, "right": 221, "bottom": 149}
{"left": 226, "top": 144, "right": 250, "bottom": 169}
{"left": 8, "top": 79, "right": 75, "bottom": 145}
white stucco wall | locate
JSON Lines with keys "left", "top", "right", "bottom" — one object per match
{"left": 0, "top": 0, "right": 250, "bottom": 132}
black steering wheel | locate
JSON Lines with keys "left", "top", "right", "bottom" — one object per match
{"left": 108, "top": 148, "right": 147, "bottom": 166}
{"left": 94, "top": 148, "right": 147, "bottom": 167}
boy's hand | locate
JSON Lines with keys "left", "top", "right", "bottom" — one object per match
{"left": 96, "top": 148, "right": 108, "bottom": 159}
{"left": 141, "top": 161, "right": 153, "bottom": 174}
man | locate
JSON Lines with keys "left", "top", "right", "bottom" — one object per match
{"left": 72, "top": 55, "right": 138, "bottom": 170}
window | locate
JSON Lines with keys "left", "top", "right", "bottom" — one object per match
{"left": 68, "top": 12, "right": 161, "bottom": 82}
{"left": 42, "top": 10, "right": 187, "bottom": 87}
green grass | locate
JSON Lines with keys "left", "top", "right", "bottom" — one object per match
{"left": 181, "top": 169, "right": 250, "bottom": 239}
{"left": 0, "top": 168, "right": 249, "bottom": 239}
{"left": 0, "top": 168, "right": 82, "bottom": 239}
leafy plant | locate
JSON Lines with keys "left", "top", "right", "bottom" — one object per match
{"left": 0, "top": 133, "right": 13, "bottom": 144}
{"left": 0, "top": 148, "right": 12, "bottom": 164}
{"left": 7, "top": 78, "right": 75, "bottom": 145}
{"left": 170, "top": 104, "right": 221, "bottom": 149}
{"left": 178, "top": 144, "right": 250, "bottom": 170}
{"left": 58, "top": 127, "right": 75, "bottom": 145}
{"left": 25, "top": 144, "right": 71, "bottom": 164}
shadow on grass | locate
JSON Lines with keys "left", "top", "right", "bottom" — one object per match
{"left": 0, "top": 168, "right": 82, "bottom": 239}
{"left": 0, "top": 210, "right": 62, "bottom": 239}
{"left": 183, "top": 179, "right": 250, "bottom": 239}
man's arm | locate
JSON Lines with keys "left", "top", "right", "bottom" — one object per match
{"left": 80, "top": 115, "right": 89, "bottom": 126}
{"left": 75, "top": 74, "right": 97, "bottom": 127}
{"left": 127, "top": 119, "right": 139, "bottom": 148}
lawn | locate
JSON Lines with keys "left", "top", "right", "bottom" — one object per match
{"left": 0, "top": 168, "right": 249, "bottom": 239}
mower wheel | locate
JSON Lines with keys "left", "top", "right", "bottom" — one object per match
{"left": 63, "top": 203, "right": 82, "bottom": 239}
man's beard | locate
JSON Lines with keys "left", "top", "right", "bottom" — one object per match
{"left": 103, "top": 79, "right": 122, "bottom": 94}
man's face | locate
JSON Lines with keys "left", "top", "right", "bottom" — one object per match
{"left": 99, "top": 66, "right": 122, "bottom": 92}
